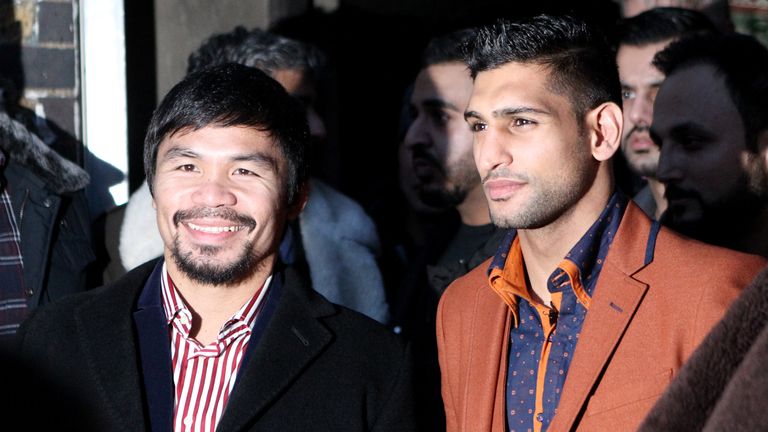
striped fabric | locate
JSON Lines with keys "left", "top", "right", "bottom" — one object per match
{"left": 0, "top": 153, "right": 28, "bottom": 336}
{"left": 161, "top": 263, "right": 270, "bottom": 432}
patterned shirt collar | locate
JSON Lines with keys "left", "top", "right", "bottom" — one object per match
{"left": 488, "top": 192, "right": 628, "bottom": 324}
{"left": 159, "top": 261, "right": 271, "bottom": 354}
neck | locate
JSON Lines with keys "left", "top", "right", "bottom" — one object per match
{"left": 647, "top": 178, "right": 667, "bottom": 220}
{"left": 727, "top": 206, "right": 768, "bottom": 258}
{"left": 456, "top": 184, "right": 491, "bottom": 226}
{"left": 518, "top": 170, "right": 614, "bottom": 304}
{"left": 165, "top": 254, "right": 275, "bottom": 345}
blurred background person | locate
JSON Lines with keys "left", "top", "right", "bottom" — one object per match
{"left": 615, "top": 7, "right": 716, "bottom": 219}
{"left": 652, "top": 32, "right": 768, "bottom": 257}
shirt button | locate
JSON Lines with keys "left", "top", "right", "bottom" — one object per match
{"left": 26, "top": 289, "right": 34, "bottom": 296}
{"left": 42, "top": 198, "right": 52, "bottom": 208}
{"left": 536, "top": 413, "right": 544, "bottom": 422}
{"left": 184, "top": 416, "right": 193, "bottom": 426}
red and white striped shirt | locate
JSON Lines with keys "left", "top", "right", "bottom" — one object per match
{"left": 160, "top": 263, "right": 271, "bottom": 432}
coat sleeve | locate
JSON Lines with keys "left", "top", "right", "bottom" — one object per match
{"left": 372, "top": 341, "right": 418, "bottom": 432}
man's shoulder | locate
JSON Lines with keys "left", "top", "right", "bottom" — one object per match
{"left": 439, "top": 257, "right": 500, "bottom": 314}
{"left": 20, "top": 261, "right": 154, "bottom": 335}
{"left": 654, "top": 225, "right": 767, "bottom": 272}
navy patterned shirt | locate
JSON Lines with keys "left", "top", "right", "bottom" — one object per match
{"left": 488, "top": 193, "right": 627, "bottom": 432}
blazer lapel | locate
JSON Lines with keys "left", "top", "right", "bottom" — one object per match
{"left": 133, "top": 262, "right": 174, "bottom": 432}
{"left": 216, "top": 269, "right": 335, "bottom": 432}
{"left": 549, "top": 203, "right": 655, "bottom": 431}
{"left": 73, "top": 262, "right": 158, "bottom": 432}
{"left": 461, "top": 273, "right": 512, "bottom": 432}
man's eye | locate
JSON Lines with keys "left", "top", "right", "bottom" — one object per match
{"left": 234, "top": 168, "right": 256, "bottom": 176}
{"left": 470, "top": 122, "right": 487, "bottom": 132}
{"left": 513, "top": 118, "right": 534, "bottom": 127}
{"left": 178, "top": 164, "right": 196, "bottom": 172}
{"left": 622, "top": 89, "right": 635, "bottom": 100}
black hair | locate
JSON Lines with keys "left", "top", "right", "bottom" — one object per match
{"left": 421, "top": 28, "right": 475, "bottom": 67}
{"left": 654, "top": 33, "right": 768, "bottom": 152}
{"left": 465, "top": 14, "right": 622, "bottom": 120}
{"left": 144, "top": 63, "right": 309, "bottom": 204}
{"left": 186, "top": 26, "right": 325, "bottom": 80}
{"left": 618, "top": 7, "right": 717, "bottom": 47}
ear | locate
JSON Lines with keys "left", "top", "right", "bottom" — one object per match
{"left": 759, "top": 130, "right": 768, "bottom": 173}
{"left": 287, "top": 180, "right": 310, "bottom": 220}
{"left": 585, "top": 102, "right": 622, "bottom": 162}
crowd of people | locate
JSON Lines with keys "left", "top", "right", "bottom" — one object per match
{"left": 1, "top": 1, "right": 768, "bottom": 431}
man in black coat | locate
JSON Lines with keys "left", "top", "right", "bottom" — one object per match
{"left": 17, "top": 64, "right": 415, "bottom": 432}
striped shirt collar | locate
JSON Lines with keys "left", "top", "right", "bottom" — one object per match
{"left": 159, "top": 261, "right": 271, "bottom": 355}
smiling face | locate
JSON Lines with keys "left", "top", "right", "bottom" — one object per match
{"left": 617, "top": 40, "right": 669, "bottom": 178}
{"left": 152, "top": 125, "right": 289, "bottom": 286}
{"left": 402, "top": 62, "right": 478, "bottom": 209}
{"left": 465, "top": 62, "right": 599, "bottom": 229}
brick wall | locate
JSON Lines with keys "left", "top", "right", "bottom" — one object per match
{"left": 0, "top": 0, "right": 80, "bottom": 158}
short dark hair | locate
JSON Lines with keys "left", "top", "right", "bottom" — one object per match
{"left": 421, "top": 28, "right": 475, "bottom": 67}
{"left": 654, "top": 33, "right": 768, "bottom": 153}
{"left": 464, "top": 15, "right": 622, "bottom": 120}
{"left": 618, "top": 7, "right": 716, "bottom": 47}
{"left": 186, "top": 26, "right": 325, "bottom": 79}
{"left": 144, "top": 63, "right": 310, "bottom": 204}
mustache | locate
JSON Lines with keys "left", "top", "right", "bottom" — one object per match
{"left": 482, "top": 168, "right": 529, "bottom": 184}
{"left": 173, "top": 207, "right": 257, "bottom": 231}
{"left": 625, "top": 124, "right": 651, "bottom": 140}
{"left": 410, "top": 146, "right": 442, "bottom": 166}
{"left": 664, "top": 184, "right": 701, "bottom": 202}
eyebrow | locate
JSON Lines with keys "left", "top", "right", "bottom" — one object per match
{"left": 464, "top": 106, "right": 550, "bottom": 122}
{"left": 621, "top": 79, "right": 665, "bottom": 89}
{"left": 420, "top": 98, "right": 461, "bottom": 112}
{"left": 650, "top": 122, "right": 714, "bottom": 146}
{"left": 161, "top": 146, "right": 280, "bottom": 173}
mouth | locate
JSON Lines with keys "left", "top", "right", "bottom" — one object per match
{"left": 626, "top": 131, "right": 657, "bottom": 153}
{"left": 411, "top": 155, "right": 443, "bottom": 180}
{"left": 186, "top": 222, "right": 248, "bottom": 234}
{"left": 483, "top": 178, "right": 526, "bottom": 201}
{"left": 173, "top": 208, "right": 257, "bottom": 242}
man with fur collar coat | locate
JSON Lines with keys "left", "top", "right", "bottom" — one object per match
{"left": 0, "top": 111, "right": 94, "bottom": 336}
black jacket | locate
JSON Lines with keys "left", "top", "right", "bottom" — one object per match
{"left": 17, "top": 260, "right": 416, "bottom": 432}
{"left": 0, "top": 112, "right": 94, "bottom": 308}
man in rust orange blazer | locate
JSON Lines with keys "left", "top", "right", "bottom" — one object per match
{"left": 437, "top": 15, "right": 766, "bottom": 432}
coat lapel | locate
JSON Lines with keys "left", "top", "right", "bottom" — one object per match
{"left": 73, "top": 262, "right": 158, "bottom": 432}
{"left": 133, "top": 262, "right": 173, "bottom": 432}
{"left": 216, "top": 269, "right": 335, "bottom": 432}
{"left": 549, "top": 203, "right": 655, "bottom": 430}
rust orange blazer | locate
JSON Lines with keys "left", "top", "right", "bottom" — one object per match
{"left": 436, "top": 202, "right": 766, "bottom": 431}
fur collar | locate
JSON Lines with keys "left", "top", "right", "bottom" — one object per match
{"left": 0, "top": 112, "right": 89, "bottom": 193}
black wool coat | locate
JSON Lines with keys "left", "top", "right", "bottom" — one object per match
{"left": 17, "top": 260, "right": 417, "bottom": 432}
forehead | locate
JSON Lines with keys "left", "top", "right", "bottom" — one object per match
{"left": 617, "top": 40, "right": 669, "bottom": 84}
{"left": 159, "top": 125, "right": 281, "bottom": 159}
{"left": 272, "top": 68, "right": 313, "bottom": 97}
{"left": 468, "top": 62, "right": 572, "bottom": 116}
{"left": 412, "top": 62, "right": 473, "bottom": 101}
{"left": 653, "top": 63, "right": 741, "bottom": 134}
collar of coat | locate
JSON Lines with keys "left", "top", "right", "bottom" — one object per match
{"left": 0, "top": 111, "right": 89, "bottom": 194}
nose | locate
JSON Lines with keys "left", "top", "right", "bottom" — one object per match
{"left": 627, "top": 91, "right": 653, "bottom": 128}
{"left": 403, "top": 116, "right": 430, "bottom": 150}
{"left": 306, "top": 108, "right": 326, "bottom": 141}
{"left": 474, "top": 127, "right": 511, "bottom": 174}
{"left": 656, "top": 144, "right": 682, "bottom": 185}
{"left": 191, "top": 173, "right": 237, "bottom": 208}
